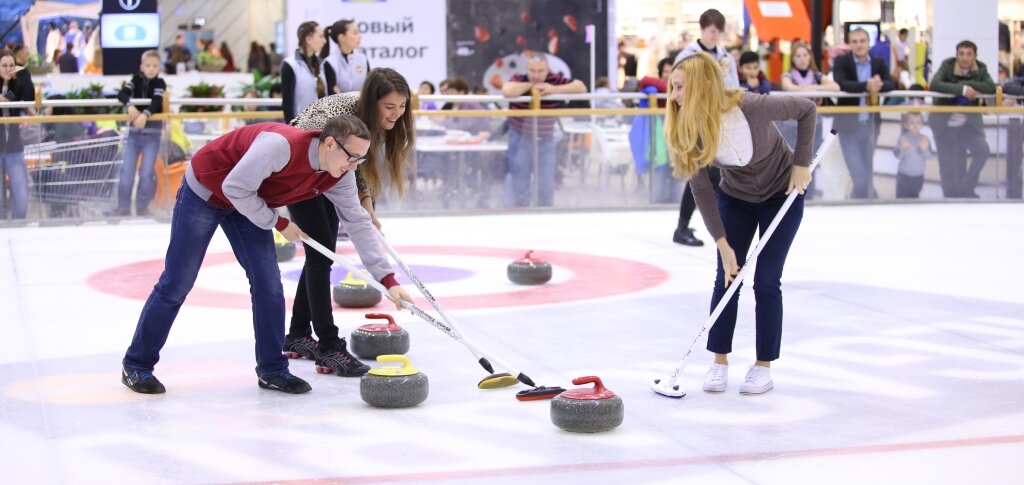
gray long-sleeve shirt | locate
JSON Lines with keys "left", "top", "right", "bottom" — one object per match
{"left": 689, "top": 93, "right": 817, "bottom": 241}
{"left": 186, "top": 131, "right": 394, "bottom": 284}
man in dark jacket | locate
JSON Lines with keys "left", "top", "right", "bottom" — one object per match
{"left": 832, "top": 28, "right": 895, "bottom": 199}
{"left": 928, "top": 40, "right": 996, "bottom": 198}
{"left": 58, "top": 42, "right": 78, "bottom": 73}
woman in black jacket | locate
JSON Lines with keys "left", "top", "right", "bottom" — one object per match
{"left": 0, "top": 49, "right": 35, "bottom": 219}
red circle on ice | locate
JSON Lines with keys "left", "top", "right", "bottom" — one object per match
{"left": 87, "top": 246, "right": 669, "bottom": 310}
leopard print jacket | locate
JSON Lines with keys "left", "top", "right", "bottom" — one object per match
{"left": 290, "top": 92, "right": 369, "bottom": 196}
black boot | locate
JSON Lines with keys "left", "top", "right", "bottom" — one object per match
{"left": 672, "top": 227, "right": 704, "bottom": 247}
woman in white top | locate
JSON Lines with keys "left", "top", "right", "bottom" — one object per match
{"left": 324, "top": 19, "right": 370, "bottom": 94}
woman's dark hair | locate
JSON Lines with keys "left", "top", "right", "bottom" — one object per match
{"left": 356, "top": 68, "right": 415, "bottom": 198}
{"left": 296, "top": 21, "right": 325, "bottom": 97}
{"left": 446, "top": 77, "right": 469, "bottom": 94}
{"left": 657, "top": 57, "right": 674, "bottom": 74}
{"left": 324, "top": 19, "right": 356, "bottom": 58}
{"left": 419, "top": 81, "right": 435, "bottom": 94}
{"left": 327, "top": 19, "right": 357, "bottom": 46}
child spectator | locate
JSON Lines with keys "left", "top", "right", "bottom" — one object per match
{"left": 739, "top": 51, "right": 770, "bottom": 94}
{"left": 893, "top": 112, "right": 932, "bottom": 198}
{"left": 113, "top": 49, "right": 166, "bottom": 216}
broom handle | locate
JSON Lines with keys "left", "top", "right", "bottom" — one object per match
{"left": 372, "top": 229, "right": 531, "bottom": 381}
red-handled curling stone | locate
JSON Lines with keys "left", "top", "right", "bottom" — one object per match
{"left": 507, "top": 250, "right": 552, "bottom": 285}
{"left": 515, "top": 386, "right": 566, "bottom": 401}
{"left": 350, "top": 313, "right": 410, "bottom": 359}
{"left": 550, "top": 376, "right": 623, "bottom": 433}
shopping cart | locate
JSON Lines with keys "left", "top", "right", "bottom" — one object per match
{"left": 24, "top": 132, "right": 123, "bottom": 218}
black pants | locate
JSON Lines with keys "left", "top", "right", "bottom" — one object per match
{"left": 676, "top": 166, "right": 721, "bottom": 231}
{"left": 933, "top": 123, "right": 990, "bottom": 197}
{"left": 1007, "top": 119, "right": 1023, "bottom": 199}
{"left": 706, "top": 188, "right": 804, "bottom": 362}
{"left": 895, "top": 174, "right": 923, "bottom": 199}
{"left": 286, "top": 194, "right": 344, "bottom": 352}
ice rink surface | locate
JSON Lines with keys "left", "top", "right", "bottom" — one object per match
{"left": 1, "top": 203, "right": 1022, "bottom": 484}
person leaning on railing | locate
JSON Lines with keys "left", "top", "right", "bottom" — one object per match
{"left": 502, "top": 53, "right": 586, "bottom": 207}
{"left": 927, "top": 40, "right": 996, "bottom": 198}
{"left": 0, "top": 48, "right": 34, "bottom": 220}
{"left": 831, "top": 28, "right": 895, "bottom": 199}
{"left": 112, "top": 49, "right": 165, "bottom": 217}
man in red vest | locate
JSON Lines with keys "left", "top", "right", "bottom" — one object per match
{"left": 121, "top": 114, "right": 411, "bottom": 395}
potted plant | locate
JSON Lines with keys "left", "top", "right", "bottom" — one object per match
{"left": 26, "top": 53, "right": 53, "bottom": 75}
{"left": 179, "top": 82, "right": 225, "bottom": 134}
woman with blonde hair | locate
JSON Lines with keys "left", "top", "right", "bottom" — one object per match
{"left": 280, "top": 67, "right": 414, "bottom": 377}
{"left": 665, "top": 52, "right": 816, "bottom": 395}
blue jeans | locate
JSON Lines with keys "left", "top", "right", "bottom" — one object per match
{"left": 1, "top": 152, "right": 28, "bottom": 219}
{"left": 706, "top": 188, "right": 804, "bottom": 362}
{"left": 504, "top": 129, "right": 556, "bottom": 207}
{"left": 118, "top": 130, "right": 162, "bottom": 211}
{"left": 838, "top": 121, "right": 876, "bottom": 199}
{"left": 123, "top": 184, "right": 289, "bottom": 377}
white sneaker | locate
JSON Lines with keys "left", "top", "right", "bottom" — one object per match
{"left": 702, "top": 363, "right": 729, "bottom": 392}
{"left": 739, "top": 365, "right": 773, "bottom": 394}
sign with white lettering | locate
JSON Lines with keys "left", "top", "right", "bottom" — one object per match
{"left": 285, "top": 0, "right": 446, "bottom": 88}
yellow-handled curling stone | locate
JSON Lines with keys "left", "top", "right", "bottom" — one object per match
{"left": 360, "top": 355, "right": 428, "bottom": 408}
{"left": 332, "top": 271, "right": 383, "bottom": 308}
{"left": 550, "top": 376, "right": 623, "bottom": 433}
{"left": 273, "top": 230, "right": 296, "bottom": 262}
{"left": 350, "top": 313, "right": 410, "bottom": 359}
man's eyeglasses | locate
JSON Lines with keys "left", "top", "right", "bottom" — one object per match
{"left": 334, "top": 138, "right": 367, "bottom": 165}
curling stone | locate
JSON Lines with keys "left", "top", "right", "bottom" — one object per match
{"left": 360, "top": 355, "right": 428, "bottom": 408}
{"left": 332, "top": 271, "right": 383, "bottom": 308}
{"left": 550, "top": 376, "right": 623, "bottom": 433}
{"left": 507, "top": 250, "right": 552, "bottom": 285}
{"left": 350, "top": 313, "right": 410, "bottom": 359}
{"left": 273, "top": 230, "right": 296, "bottom": 262}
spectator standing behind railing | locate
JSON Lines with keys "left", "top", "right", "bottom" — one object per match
{"left": 780, "top": 41, "right": 837, "bottom": 198}
{"left": 1001, "top": 77, "right": 1024, "bottom": 199}
{"left": 112, "top": 50, "right": 166, "bottom": 217}
{"left": 893, "top": 112, "right": 933, "bottom": 198}
{"left": 671, "top": 9, "right": 737, "bottom": 247}
{"left": 832, "top": 28, "right": 895, "bottom": 199}
{"left": 324, "top": 19, "right": 369, "bottom": 94}
{"left": 928, "top": 40, "right": 995, "bottom": 198}
{"left": 280, "top": 21, "right": 336, "bottom": 125}
{"left": 0, "top": 49, "right": 33, "bottom": 219}
{"left": 738, "top": 51, "right": 771, "bottom": 94}
{"left": 630, "top": 57, "right": 679, "bottom": 203}
{"left": 501, "top": 53, "right": 586, "bottom": 207}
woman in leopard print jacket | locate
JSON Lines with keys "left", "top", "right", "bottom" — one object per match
{"left": 282, "top": 67, "right": 416, "bottom": 374}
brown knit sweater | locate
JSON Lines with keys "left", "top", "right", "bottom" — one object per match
{"left": 689, "top": 92, "right": 817, "bottom": 241}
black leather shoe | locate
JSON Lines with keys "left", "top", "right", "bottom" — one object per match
{"left": 673, "top": 228, "right": 705, "bottom": 247}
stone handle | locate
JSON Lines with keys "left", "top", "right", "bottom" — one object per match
{"left": 365, "top": 313, "right": 400, "bottom": 331}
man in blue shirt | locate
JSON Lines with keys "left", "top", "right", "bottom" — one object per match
{"left": 832, "top": 28, "right": 895, "bottom": 199}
